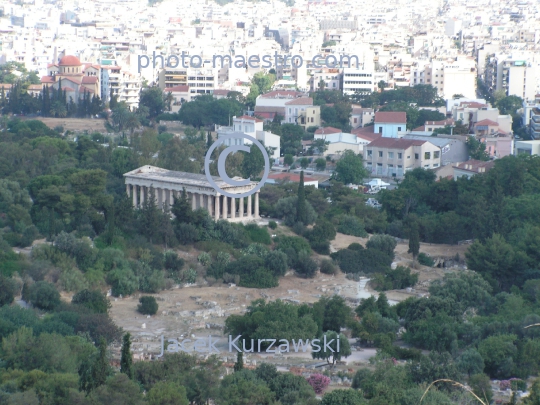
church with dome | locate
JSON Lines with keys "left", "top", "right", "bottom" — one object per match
{"left": 41, "top": 55, "right": 101, "bottom": 101}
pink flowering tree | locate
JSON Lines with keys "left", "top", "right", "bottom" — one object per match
{"left": 306, "top": 373, "right": 331, "bottom": 395}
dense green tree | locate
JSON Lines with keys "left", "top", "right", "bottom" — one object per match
{"left": 90, "top": 373, "right": 145, "bottom": 405}
{"left": 242, "top": 143, "right": 266, "bottom": 179}
{"left": 234, "top": 351, "right": 244, "bottom": 372}
{"left": 320, "top": 389, "right": 367, "bottom": 405}
{"left": 147, "top": 381, "right": 189, "bottom": 405}
{"left": 79, "top": 337, "right": 112, "bottom": 393}
{"left": 333, "top": 150, "right": 369, "bottom": 184}
{"left": 139, "top": 86, "right": 166, "bottom": 120}
{"left": 120, "top": 332, "right": 134, "bottom": 379}
{"left": 26, "top": 281, "right": 61, "bottom": 311}
{"left": 296, "top": 171, "right": 307, "bottom": 224}
{"left": 478, "top": 334, "right": 518, "bottom": 378}
{"left": 137, "top": 296, "right": 158, "bottom": 315}
{"left": 311, "top": 331, "right": 351, "bottom": 366}
{"left": 0, "top": 274, "right": 16, "bottom": 306}
{"left": 407, "top": 219, "right": 420, "bottom": 262}
{"left": 72, "top": 289, "right": 111, "bottom": 314}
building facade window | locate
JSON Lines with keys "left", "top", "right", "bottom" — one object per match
{"left": 398, "top": 153, "right": 402, "bottom": 159}
{"left": 434, "top": 151, "right": 440, "bottom": 158}
{"left": 415, "top": 153, "right": 419, "bottom": 159}
{"left": 367, "top": 150, "right": 372, "bottom": 157}
{"left": 425, "top": 152, "right": 431, "bottom": 159}
{"left": 378, "top": 151, "right": 383, "bottom": 157}
{"left": 388, "top": 152, "right": 394, "bottom": 159}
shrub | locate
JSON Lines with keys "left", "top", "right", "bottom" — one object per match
{"left": 418, "top": 252, "right": 435, "bottom": 267}
{"left": 366, "top": 234, "right": 397, "bottom": 258}
{"left": 268, "top": 221, "right": 277, "bottom": 230}
{"left": 72, "top": 289, "right": 111, "bottom": 313}
{"left": 244, "top": 223, "right": 272, "bottom": 245}
{"left": 197, "top": 252, "right": 211, "bottom": 266}
{"left": 348, "top": 243, "right": 363, "bottom": 251}
{"left": 0, "top": 275, "right": 16, "bottom": 306}
{"left": 320, "top": 259, "right": 338, "bottom": 275}
{"left": 107, "top": 266, "right": 139, "bottom": 297}
{"left": 239, "top": 268, "right": 278, "bottom": 288}
{"left": 310, "top": 239, "right": 330, "bottom": 255}
{"left": 182, "top": 268, "right": 197, "bottom": 284}
{"left": 292, "top": 221, "right": 306, "bottom": 236}
{"left": 306, "top": 373, "right": 330, "bottom": 395}
{"left": 164, "top": 251, "right": 184, "bottom": 272}
{"left": 138, "top": 296, "right": 158, "bottom": 315}
{"left": 337, "top": 215, "right": 368, "bottom": 237}
{"left": 370, "top": 266, "right": 418, "bottom": 291}
{"left": 264, "top": 250, "right": 288, "bottom": 277}
{"left": 295, "top": 252, "right": 318, "bottom": 278}
{"left": 27, "top": 281, "right": 61, "bottom": 311}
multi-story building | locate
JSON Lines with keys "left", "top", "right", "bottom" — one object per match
{"left": 342, "top": 67, "right": 374, "bottom": 96}
{"left": 311, "top": 68, "right": 341, "bottom": 91}
{"left": 350, "top": 107, "right": 374, "bottom": 129}
{"left": 485, "top": 56, "right": 539, "bottom": 101}
{"left": 373, "top": 111, "right": 407, "bottom": 138}
{"left": 254, "top": 90, "right": 305, "bottom": 121}
{"left": 158, "top": 65, "right": 219, "bottom": 97}
{"left": 107, "top": 65, "right": 142, "bottom": 111}
{"left": 216, "top": 115, "right": 280, "bottom": 159}
{"left": 364, "top": 138, "right": 442, "bottom": 177}
{"left": 284, "top": 97, "right": 314, "bottom": 125}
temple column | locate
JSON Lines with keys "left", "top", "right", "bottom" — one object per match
{"left": 231, "top": 197, "right": 236, "bottom": 219}
{"left": 170, "top": 190, "right": 176, "bottom": 206}
{"left": 247, "top": 194, "right": 252, "bottom": 217}
{"left": 215, "top": 194, "right": 221, "bottom": 220}
{"left": 191, "top": 192, "right": 197, "bottom": 210}
{"left": 132, "top": 185, "right": 138, "bottom": 208}
{"left": 199, "top": 193, "right": 204, "bottom": 210}
{"left": 164, "top": 189, "right": 170, "bottom": 210}
{"left": 239, "top": 197, "right": 244, "bottom": 218}
{"left": 126, "top": 184, "right": 130, "bottom": 198}
{"left": 140, "top": 186, "right": 145, "bottom": 206}
{"left": 255, "top": 192, "right": 259, "bottom": 218}
{"left": 207, "top": 194, "right": 212, "bottom": 213}
{"left": 223, "top": 196, "right": 228, "bottom": 219}
{"left": 155, "top": 187, "right": 161, "bottom": 207}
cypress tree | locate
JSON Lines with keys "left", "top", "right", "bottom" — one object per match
{"left": 171, "top": 187, "right": 193, "bottom": 224}
{"left": 408, "top": 220, "right": 420, "bottom": 263}
{"left": 296, "top": 170, "right": 307, "bottom": 224}
{"left": 120, "top": 333, "right": 133, "bottom": 379}
{"left": 79, "top": 337, "right": 111, "bottom": 394}
{"left": 234, "top": 351, "right": 244, "bottom": 372}
{"left": 140, "top": 186, "right": 160, "bottom": 244}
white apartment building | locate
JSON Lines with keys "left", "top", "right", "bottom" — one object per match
{"left": 342, "top": 67, "right": 374, "bottom": 96}
{"left": 107, "top": 66, "right": 142, "bottom": 111}
{"left": 158, "top": 66, "right": 219, "bottom": 97}
{"left": 486, "top": 56, "right": 540, "bottom": 101}
{"left": 216, "top": 115, "right": 280, "bottom": 159}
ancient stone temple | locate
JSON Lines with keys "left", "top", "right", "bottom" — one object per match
{"left": 124, "top": 166, "right": 260, "bottom": 221}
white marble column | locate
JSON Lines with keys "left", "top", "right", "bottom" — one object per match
{"left": 164, "top": 189, "right": 170, "bottom": 210}
{"left": 170, "top": 190, "right": 175, "bottom": 207}
{"left": 231, "top": 197, "right": 236, "bottom": 219}
{"left": 239, "top": 197, "right": 244, "bottom": 218}
{"left": 199, "top": 194, "right": 204, "bottom": 210}
{"left": 132, "top": 185, "right": 138, "bottom": 208}
{"left": 126, "top": 184, "right": 130, "bottom": 198}
{"left": 255, "top": 192, "right": 259, "bottom": 218}
{"left": 215, "top": 195, "right": 221, "bottom": 220}
{"left": 140, "top": 186, "right": 145, "bottom": 206}
{"left": 191, "top": 192, "right": 197, "bottom": 210}
{"left": 223, "top": 196, "right": 228, "bottom": 219}
{"left": 247, "top": 194, "right": 252, "bottom": 217}
{"left": 207, "top": 194, "right": 212, "bottom": 213}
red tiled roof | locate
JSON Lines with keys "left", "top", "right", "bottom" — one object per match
{"left": 285, "top": 97, "right": 313, "bottom": 106}
{"left": 254, "top": 112, "right": 275, "bottom": 119}
{"left": 41, "top": 76, "right": 55, "bottom": 83}
{"left": 268, "top": 173, "right": 318, "bottom": 182}
{"left": 59, "top": 55, "right": 81, "bottom": 66}
{"left": 374, "top": 111, "right": 407, "bottom": 124}
{"left": 454, "top": 159, "right": 495, "bottom": 172}
{"left": 459, "top": 101, "right": 487, "bottom": 108}
{"left": 0, "top": 83, "right": 13, "bottom": 89}
{"left": 236, "top": 115, "right": 263, "bottom": 123}
{"left": 82, "top": 76, "right": 98, "bottom": 84}
{"left": 367, "top": 137, "right": 427, "bottom": 149}
{"left": 474, "top": 119, "right": 498, "bottom": 126}
{"left": 167, "top": 85, "right": 189, "bottom": 92}
{"left": 315, "top": 126, "right": 342, "bottom": 135}
{"left": 351, "top": 126, "right": 382, "bottom": 142}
